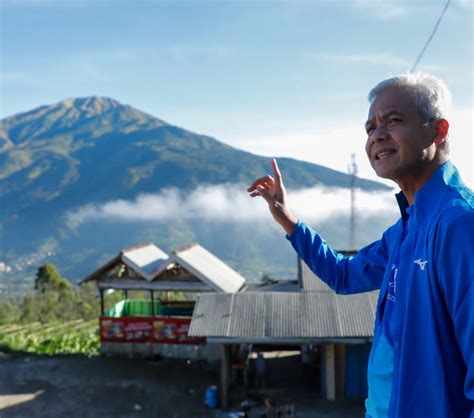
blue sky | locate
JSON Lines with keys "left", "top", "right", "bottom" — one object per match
{"left": 1, "top": 0, "right": 472, "bottom": 186}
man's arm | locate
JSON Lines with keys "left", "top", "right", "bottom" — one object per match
{"left": 248, "top": 159, "right": 389, "bottom": 294}
{"left": 288, "top": 221, "right": 390, "bottom": 294}
{"left": 433, "top": 208, "right": 474, "bottom": 407}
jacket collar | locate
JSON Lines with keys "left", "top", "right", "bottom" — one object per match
{"left": 395, "top": 161, "right": 462, "bottom": 222}
{"left": 395, "top": 191, "right": 410, "bottom": 222}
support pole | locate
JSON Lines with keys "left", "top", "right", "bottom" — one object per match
{"left": 324, "top": 344, "right": 336, "bottom": 400}
{"left": 220, "top": 344, "right": 231, "bottom": 409}
{"left": 335, "top": 344, "right": 346, "bottom": 399}
{"left": 100, "top": 289, "right": 105, "bottom": 316}
{"left": 150, "top": 290, "right": 155, "bottom": 316}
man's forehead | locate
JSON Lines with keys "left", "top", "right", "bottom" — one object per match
{"left": 367, "top": 87, "right": 418, "bottom": 118}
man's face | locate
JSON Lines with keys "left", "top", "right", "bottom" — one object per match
{"left": 365, "top": 86, "right": 437, "bottom": 184}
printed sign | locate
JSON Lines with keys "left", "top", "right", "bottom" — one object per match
{"left": 100, "top": 316, "right": 205, "bottom": 345}
{"left": 151, "top": 317, "right": 203, "bottom": 344}
{"left": 100, "top": 317, "right": 152, "bottom": 342}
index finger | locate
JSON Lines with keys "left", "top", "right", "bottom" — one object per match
{"left": 272, "top": 158, "right": 282, "bottom": 182}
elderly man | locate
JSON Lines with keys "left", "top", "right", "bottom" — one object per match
{"left": 247, "top": 73, "right": 473, "bottom": 418}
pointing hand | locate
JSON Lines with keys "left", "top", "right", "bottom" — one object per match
{"left": 247, "top": 159, "right": 297, "bottom": 235}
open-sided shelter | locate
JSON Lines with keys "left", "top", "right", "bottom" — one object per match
{"left": 188, "top": 254, "right": 377, "bottom": 405}
{"left": 80, "top": 243, "right": 246, "bottom": 359}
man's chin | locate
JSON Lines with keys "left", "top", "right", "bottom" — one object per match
{"left": 373, "top": 167, "right": 396, "bottom": 180}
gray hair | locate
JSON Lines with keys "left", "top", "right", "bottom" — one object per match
{"left": 368, "top": 72, "right": 452, "bottom": 123}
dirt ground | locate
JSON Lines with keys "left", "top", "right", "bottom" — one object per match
{"left": 0, "top": 353, "right": 365, "bottom": 418}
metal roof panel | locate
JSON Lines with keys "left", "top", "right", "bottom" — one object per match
{"left": 189, "top": 293, "right": 231, "bottom": 337}
{"left": 189, "top": 291, "right": 376, "bottom": 341}
{"left": 300, "top": 261, "right": 332, "bottom": 292}
{"left": 152, "top": 244, "right": 246, "bottom": 293}
{"left": 122, "top": 244, "right": 168, "bottom": 281}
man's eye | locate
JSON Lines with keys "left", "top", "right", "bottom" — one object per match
{"left": 366, "top": 127, "right": 374, "bottom": 136}
{"left": 388, "top": 118, "right": 401, "bottom": 125}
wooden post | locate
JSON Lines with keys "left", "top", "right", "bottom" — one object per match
{"left": 220, "top": 344, "right": 231, "bottom": 409}
{"left": 335, "top": 344, "right": 346, "bottom": 399}
{"left": 324, "top": 344, "right": 336, "bottom": 400}
{"left": 124, "top": 289, "right": 128, "bottom": 300}
{"left": 150, "top": 290, "right": 155, "bottom": 316}
{"left": 100, "top": 289, "right": 105, "bottom": 316}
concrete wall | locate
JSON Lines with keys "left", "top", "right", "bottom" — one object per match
{"left": 101, "top": 342, "right": 208, "bottom": 359}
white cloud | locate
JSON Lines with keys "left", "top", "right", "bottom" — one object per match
{"left": 456, "top": 0, "right": 473, "bottom": 11}
{"left": 351, "top": 0, "right": 411, "bottom": 19}
{"left": 449, "top": 107, "right": 474, "bottom": 187}
{"left": 67, "top": 184, "right": 398, "bottom": 227}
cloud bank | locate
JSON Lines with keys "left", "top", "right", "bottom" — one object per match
{"left": 67, "top": 184, "right": 399, "bottom": 226}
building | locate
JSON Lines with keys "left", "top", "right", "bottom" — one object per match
{"left": 80, "top": 242, "right": 246, "bottom": 359}
{"left": 81, "top": 243, "right": 376, "bottom": 406}
{"left": 188, "top": 255, "right": 377, "bottom": 406}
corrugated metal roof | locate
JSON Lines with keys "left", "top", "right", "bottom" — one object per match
{"left": 80, "top": 243, "right": 168, "bottom": 284}
{"left": 152, "top": 244, "right": 246, "bottom": 293}
{"left": 121, "top": 244, "right": 168, "bottom": 281}
{"left": 189, "top": 291, "right": 378, "bottom": 341}
{"left": 229, "top": 292, "right": 265, "bottom": 337}
{"left": 299, "top": 259, "right": 333, "bottom": 292}
{"left": 192, "top": 292, "right": 231, "bottom": 336}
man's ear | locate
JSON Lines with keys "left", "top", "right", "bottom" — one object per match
{"left": 434, "top": 119, "right": 449, "bottom": 145}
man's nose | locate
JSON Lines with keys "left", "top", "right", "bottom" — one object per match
{"left": 369, "top": 126, "right": 389, "bottom": 144}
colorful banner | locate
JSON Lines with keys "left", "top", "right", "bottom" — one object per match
{"left": 100, "top": 316, "right": 205, "bottom": 345}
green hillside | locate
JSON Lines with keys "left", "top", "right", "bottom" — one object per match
{"left": 0, "top": 97, "right": 390, "bottom": 290}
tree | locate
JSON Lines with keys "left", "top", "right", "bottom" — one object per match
{"left": 0, "top": 298, "right": 20, "bottom": 325}
{"left": 0, "top": 264, "right": 101, "bottom": 325}
{"left": 75, "top": 282, "right": 100, "bottom": 321}
{"left": 34, "top": 263, "right": 72, "bottom": 293}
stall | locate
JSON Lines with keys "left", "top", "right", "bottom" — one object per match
{"left": 188, "top": 255, "right": 376, "bottom": 406}
{"left": 80, "top": 242, "right": 246, "bottom": 359}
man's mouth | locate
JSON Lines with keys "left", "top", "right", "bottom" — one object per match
{"left": 375, "top": 150, "right": 396, "bottom": 161}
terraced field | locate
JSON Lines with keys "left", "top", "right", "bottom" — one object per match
{"left": 0, "top": 320, "right": 99, "bottom": 355}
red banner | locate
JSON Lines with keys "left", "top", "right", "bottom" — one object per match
{"left": 100, "top": 316, "right": 205, "bottom": 345}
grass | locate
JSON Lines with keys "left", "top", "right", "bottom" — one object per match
{"left": 0, "top": 320, "right": 100, "bottom": 356}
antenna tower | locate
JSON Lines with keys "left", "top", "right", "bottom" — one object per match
{"left": 348, "top": 153, "right": 358, "bottom": 250}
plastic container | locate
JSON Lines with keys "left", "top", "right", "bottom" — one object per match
{"left": 205, "top": 385, "right": 218, "bottom": 409}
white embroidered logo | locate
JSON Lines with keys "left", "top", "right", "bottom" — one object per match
{"left": 387, "top": 265, "right": 397, "bottom": 302}
{"left": 414, "top": 259, "right": 429, "bottom": 270}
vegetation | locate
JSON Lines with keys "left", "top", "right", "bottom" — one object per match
{"left": 0, "top": 320, "right": 99, "bottom": 356}
{"left": 4, "top": 263, "right": 100, "bottom": 324}
{"left": 0, "top": 263, "right": 102, "bottom": 355}
{"left": 0, "top": 262, "right": 193, "bottom": 356}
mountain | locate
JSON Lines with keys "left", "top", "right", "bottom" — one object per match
{"left": 0, "top": 97, "right": 390, "bottom": 292}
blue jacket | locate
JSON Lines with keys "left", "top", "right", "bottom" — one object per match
{"left": 288, "top": 162, "right": 474, "bottom": 417}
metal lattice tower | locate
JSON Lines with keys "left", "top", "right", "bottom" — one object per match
{"left": 348, "top": 153, "right": 358, "bottom": 250}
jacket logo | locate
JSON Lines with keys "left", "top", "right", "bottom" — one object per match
{"left": 414, "top": 259, "right": 428, "bottom": 270}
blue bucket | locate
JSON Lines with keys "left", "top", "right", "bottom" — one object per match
{"left": 205, "top": 385, "right": 218, "bottom": 409}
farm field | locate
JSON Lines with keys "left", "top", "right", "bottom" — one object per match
{"left": 0, "top": 320, "right": 99, "bottom": 356}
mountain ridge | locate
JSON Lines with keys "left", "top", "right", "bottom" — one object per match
{"left": 0, "top": 96, "right": 391, "bottom": 289}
